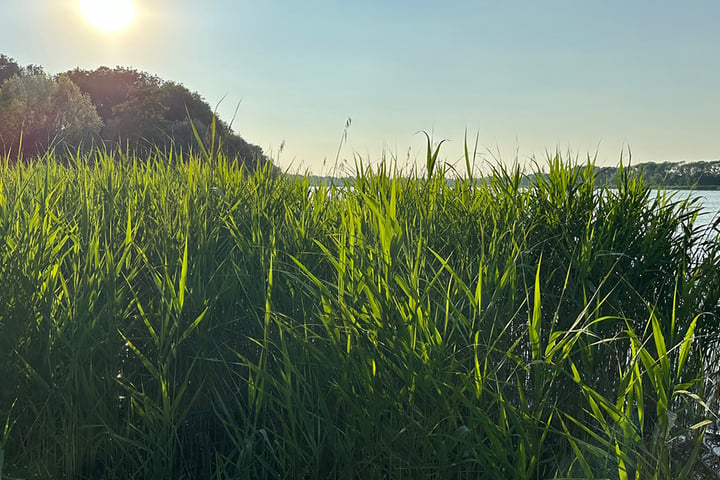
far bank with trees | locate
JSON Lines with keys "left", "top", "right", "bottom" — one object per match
{"left": 595, "top": 161, "right": 720, "bottom": 189}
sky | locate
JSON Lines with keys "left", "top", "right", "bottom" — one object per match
{"left": 2, "top": 0, "right": 719, "bottom": 174}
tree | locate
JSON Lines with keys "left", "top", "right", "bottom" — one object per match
{"left": 66, "top": 66, "right": 269, "bottom": 165}
{"left": 161, "top": 81, "right": 215, "bottom": 125}
{"left": 62, "top": 65, "right": 273, "bottom": 167}
{"left": 65, "top": 67, "right": 161, "bottom": 124}
{"left": 595, "top": 161, "right": 720, "bottom": 188}
{"left": 106, "top": 84, "right": 170, "bottom": 151}
{"left": 0, "top": 73, "right": 103, "bottom": 158}
{"left": 0, "top": 58, "right": 270, "bottom": 166}
{"left": 0, "top": 55, "right": 22, "bottom": 85}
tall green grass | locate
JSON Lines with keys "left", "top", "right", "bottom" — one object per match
{"left": 0, "top": 147, "right": 718, "bottom": 479}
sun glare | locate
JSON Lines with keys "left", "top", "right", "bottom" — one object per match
{"left": 79, "top": 0, "right": 135, "bottom": 32}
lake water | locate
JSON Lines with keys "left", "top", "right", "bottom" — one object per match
{"left": 665, "top": 189, "right": 720, "bottom": 227}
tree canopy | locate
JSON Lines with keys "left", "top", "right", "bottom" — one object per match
{"left": 595, "top": 161, "right": 720, "bottom": 188}
{"left": 0, "top": 55, "right": 22, "bottom": 85}
{"left": 65, "top": 66, "right": 265, "bottom": 163}
{"left": 0, "top": 54, "right": 268, "bottom": 167}
{"left": 0, "top": 72, "right": 102, "bottom": 158}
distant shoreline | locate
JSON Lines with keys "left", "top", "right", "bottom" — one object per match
{"left": 658, "top": 185, "right": 720, "bottom": 191}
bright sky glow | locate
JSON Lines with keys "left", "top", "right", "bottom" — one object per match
{"left": 79, "top": 0, "right": 135, "bottom": 32}
{"left": 2, "top": 0, "right": 719, "bottom": 174}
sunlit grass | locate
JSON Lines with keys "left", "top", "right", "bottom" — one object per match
{"left": 0, "top": 147, "right": 718, "bottom": 479}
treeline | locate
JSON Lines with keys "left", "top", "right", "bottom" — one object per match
{"left": 514, "top": 161, "right": 720, "bottom": 190}
{"left": 595, "top": 161, "right": 720, "bottom": 188}
{"left": 0, "top": 54, "right": 268, "bottom": 167}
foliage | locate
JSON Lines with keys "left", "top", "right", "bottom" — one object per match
{"left": 596, "top": 160, "right": 720, "bottom": 188}
{"left": 64, "top": 66, "right": 161, "bottom": 122}
{"left": 0, "top": 149, "right": 718, "bottom": 479}
{"left": 0, "top": 73, "right": 102, "bottom": 158}
{"left": 65, "top": 66, "right": 267, "bottom": 165}
{"left": 0, "top": 55, "right": 269, "bottom": 168}
{"left": 0, "top": 54, "right": 22, "bottom": 86}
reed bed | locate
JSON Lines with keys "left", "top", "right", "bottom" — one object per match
{"left": 0, "top": 148, "right": 718, "bottom": 479}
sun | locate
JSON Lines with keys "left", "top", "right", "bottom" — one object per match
{"left": 79, "top": 0, "right": 135, "bottom": 32}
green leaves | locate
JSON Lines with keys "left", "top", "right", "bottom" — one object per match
{"left": 0, "top": 398, "right": 16, "bottom": 451}
{"left": 0, "top": 72, "right": 102, "bottom": 158}
{"left": 422, "top": 130, "right": 447, "bottom": 180}
{"left": 529, "top": 257, "right": 543, "bottom": 363}
{"left": 0, "top": 149, "right": 716, "bottom": 479}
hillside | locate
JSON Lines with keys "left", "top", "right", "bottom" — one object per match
{"left": 0, "top": 53, "right": 269, "bottom": 167}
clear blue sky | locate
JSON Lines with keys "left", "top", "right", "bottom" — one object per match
{"left": 2, "top": 0, "right": 719, "bottom": 174}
